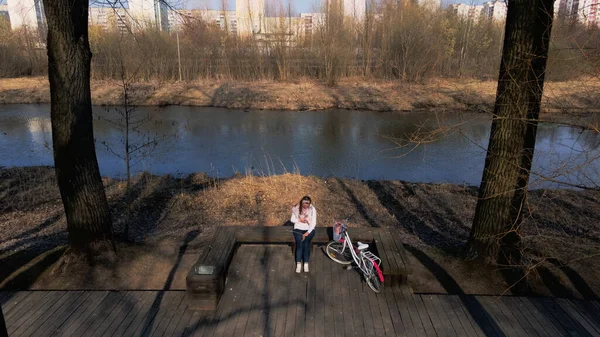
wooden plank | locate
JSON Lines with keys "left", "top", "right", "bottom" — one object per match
{"left": 321, "top": 246, "right": 336, "bottom": 337}
{"left": 433, "top": 295, "right": 467, "bottom": 336}
{"left": 116, "top": 291, "right": 165, "bottom": 337}
{"left": 188, "top": 228, "right": 237, "bottom": 311}
{"left": 159, "top": 308, "right": 187, "bottom": 337}
{"left": 421, "top": 294, "right": 453, "bottom": 337}
{"left": 484, "top": 296, "right": 522, "bottom": 336}
{"left": 372, "top": 233, "right": 392, "bottom": 278}
{"left": 163, "top": 307, "right": 194, "bottom": 337}
{"left": 390, "top": 286, "right": 414, "bottom": 337}
{"left": 330, "top": 260, "right": 346, "bottom": 337}
{"left": 133, "top": 291, "right": 185, "bottom": 337}
{"left": 422, "top": 295, "right": 451, "bottom": 337}
{"left": 213, "top": 245, "right": 256, "bottom": 337}
{"left": 51, "top": 291, "right": 111, "bottom": 337}
{"left": 246, "top": 246, "right": 275, "bottom": 337}
{"left": 61, "top": 291, "right": 123, "bottom": 337}
{"left": 411, "top": 294, "right": 437, "bottom": 337}
{"left": 272, "top": 244, "right": 293, "bottom": 337}
{"left": 383, "top": 286, "right": 405, "bottom": 337}
{"left": 447, "top": 296, "right": 488, "bottom": 337}
{"left": 202, "top": 243, "right": 252, "bottom": 337}
{"left": 501, "top": 297, "right": 546, "bottom": 337}
{"left": 522, "top": 297, "right": 571, "bottom": 336}
{"left": 389, "top": 228, "right": 412, "bottom": 274}
{"left": 293, "top": 257, "right": 308, "bottom": 337}
{"left": 477, "top": 296, "right": 519, "bottom": 337}
{"left": 311, "top": 247, "right": 325, "bottom": 337}
{"left": 147, "top": 292, "right": 187, "bottom": 337}
{"left": 380, "top": 229, "right": 403, "bottom": 275}
{"left": 8, "top": 291, "right": 61, "bottom": 336}
{"left": 188, "top": 310, "right": 214, "bottom": 337}
{"left": 398, "top": 287, "right": 426, "bottom": 337}
{"left": 244, "top": 245, "right": 272, "bottom": 336}
{"left": 374, "top": 278, "right": 396, "bottom": 336}
{"left": 283, "top": 249, "right": 301, "bottom": 337}
{"left": 358, "top": 267, "right": 378, "bottom": 337}
{"left": 91, "top": 291, "right": 138, "bottom": 337}
{"left": 4, "top": 291, "right": 38, "bottom": 322}
{"left": 102, "top": 291, "right": 156, "bottom": 337}
{"left": 452, "top": 295, "right": 499, "bottom": 337}
{"left": 228, "top": 245, "right": 262, "bottom": 337}
{"left": 305, "top": 245, "right": 317, "bottom": 337}
{"left": 339, "top": 260, "right": 355, "bottom": 337}
{"left": 13, "top": 290, "right": 71, "bottom": 337}
{"left": 440, "top": 295, "right": 480, "bottom": 337}
{"left": 497, "top": 297, "right": 542, "bottom": 337}
{"left": 2, "top": 291, "right": 32, "bottom": 316}
{"left": 538, "top": 297, "right": 594, "bottom": 337}
{"left": 473, "top": 296, "right": 515, "bottom": 337}
{"left": 260, "top": 245, "right": 285, "bottom": 337}
{"left": 516, "top": 297, "right": 563, "bottom": 337}
{"left": 144, "top": 290, "right": 185, "bottom": 337}
{"left": 197, "top": 227, "right": 222, "bottom": 265}
{"left": 160, "top": 293, "right": 190, "bottom": 337}
{"left": 201, "top": 228, "right": 230, "bottom": 265}
{"left": 568, "top": 299, "right": 600, "bottom": 336}
{"left": 126, "top": 291, "right": 175, "bottom": 337}
{"left": 34, "top": 291, "right": 93, "bottom": 337}
{"left": 384, "top": 228, "right": 408, "bottom": 276}
{"left": 35, "top": 291, "right": 97, "bottom": 337}
{"left": 129, "top": 292, "right": 170, "bottom": 337}
{"left": 557, "top": 299, "right": 600, "bottom": 337}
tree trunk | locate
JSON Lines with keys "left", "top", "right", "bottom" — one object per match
{"left": 466, "top": 0, "right": 555, "bottom": 264}
{"left": 43, "top": 0, "right": 115, "bottom": 258}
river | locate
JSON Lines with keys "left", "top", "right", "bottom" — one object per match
{"left": 1, "top": 104, "right": 599, "bottom": 189}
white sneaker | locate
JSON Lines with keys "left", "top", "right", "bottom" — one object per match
{"left": 304, "top": 263, "right": 309, "bottom": 272}
{"left": 296, "top": 263, "right": 302, "bottom": 273}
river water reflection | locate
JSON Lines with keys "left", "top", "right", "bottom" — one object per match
{"left": 1, "top": 104, "right": 598, "bottom": 189}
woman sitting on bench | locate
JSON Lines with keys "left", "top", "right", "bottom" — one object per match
{"left": 291, "top": 195, "right": 317, "bottom": 273}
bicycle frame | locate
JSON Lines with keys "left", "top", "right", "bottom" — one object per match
{"left": 338, "top": 229, "right": 384, "bottom": 283}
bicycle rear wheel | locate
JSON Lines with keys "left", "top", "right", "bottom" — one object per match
{"left": 365, "top": 259, "right": 383, "bottom": 293}
{"left": 325, "top": 241, "right": 353, "bottom": 265}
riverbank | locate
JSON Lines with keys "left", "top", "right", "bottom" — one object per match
{"left": 1, "top": 167, "right": 599, "bottom": 299}
{"left": 2, "top": 77, "right": 600, "bottom": 113}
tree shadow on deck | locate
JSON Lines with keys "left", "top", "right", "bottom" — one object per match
{"left": 137, "top": 229, "right": 200, "bottom": 336}
{"left": 405, "top": 245, "right": 506, "bottom": 337}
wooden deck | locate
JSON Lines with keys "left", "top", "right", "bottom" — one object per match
{"left": 2, "top": 245, "right": 600, "bottom": 337}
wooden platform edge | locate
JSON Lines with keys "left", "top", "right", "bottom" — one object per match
{"left": 185, "top": 225, "right": 412, "bottom": 311}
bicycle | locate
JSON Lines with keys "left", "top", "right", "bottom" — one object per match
{"left": 325, "top": 220, "right": 384, "bottom": 293}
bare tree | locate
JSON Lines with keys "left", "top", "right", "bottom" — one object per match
{"left": 465, "top": 0, "right": 556, "bottom": 264}
{"left": 42, "top": 0, "right": 115, "bottom": 260}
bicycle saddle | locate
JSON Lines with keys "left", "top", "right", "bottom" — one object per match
{"left": 357, "top": 242, "right": 369, "bottom": 250}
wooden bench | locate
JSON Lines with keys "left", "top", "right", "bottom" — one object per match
{"left": 186, "top": 227, "right": 237, "bottom": 310}
{"left": 186, "top": 225, "right": 411, "bottom": 310}
{"left": 372, "top": 228, "right": 413, "bottom": 286}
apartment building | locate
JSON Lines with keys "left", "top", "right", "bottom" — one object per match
{"left": 6, "top": 0, "right": 45, "bottom": 32}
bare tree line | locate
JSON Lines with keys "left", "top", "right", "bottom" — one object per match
{"left": 1, "top": 1, "right": 599, "bottom": 82}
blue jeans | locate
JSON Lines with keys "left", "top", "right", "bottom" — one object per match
{"left": 293, "top": 229, "right": 315, "bottom": 263}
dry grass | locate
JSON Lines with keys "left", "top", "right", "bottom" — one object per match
{"left": 1, "top": 166, "right": 599, "bottom": 298}
{"left": 2, "top": 77, "right": 600, "bottom": 114}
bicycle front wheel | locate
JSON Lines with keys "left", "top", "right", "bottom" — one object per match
{"left": 365, "top": 259, "right": 383, "bottom": 293}
{"left": 326, "top": 241, "right": 353, "bottom": 265}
